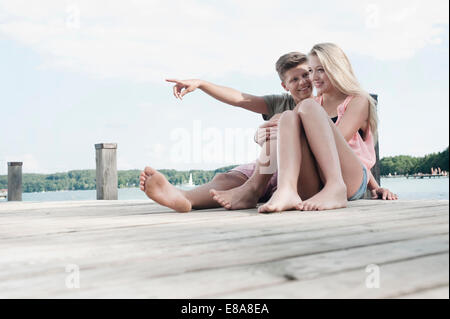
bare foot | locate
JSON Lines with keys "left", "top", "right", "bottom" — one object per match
{"left": 257, "top": 188, "right": 303, "bottom": 214}
{"left": 140, "top": 166, "right": 192, "bottom": 213}
{"left": 209, "top": 182, "right": 262, "bottom": 210}
{"left": 299, "top": 182, "right": 347, "bottom": 211}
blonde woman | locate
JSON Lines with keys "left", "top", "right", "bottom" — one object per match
{"left": 258, "top": 43, "right": 398, "bottom": 213}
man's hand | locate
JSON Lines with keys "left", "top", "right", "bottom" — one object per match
{"left": 254, "top": 114, "right": 282, "bottom": 146}
{"left": 166, "top": 79, "right": 202, "bottom": 100}
{"left": 371, "top": 187, "right": 398, "bottom": 200}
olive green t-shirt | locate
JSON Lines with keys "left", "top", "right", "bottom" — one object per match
{"left": 262, "top": 93, "right": 296, "bottom": 121}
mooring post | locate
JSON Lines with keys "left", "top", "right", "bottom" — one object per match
{"left": 364, "top": 94, "right": 380, "bottom": 199}
{"left": 95, "top": 143, "right": 118, "bottom": 200}
{"left": 8, "top": 162, "right": 23, "bottom": 201}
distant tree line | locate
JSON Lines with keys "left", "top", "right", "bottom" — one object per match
{"left": 0, "top": 165, "right": 238, "bottom": 193}
{"left": 1, "top": 147, "right": 448, "bottom": 193}
{"left": 380, "top": 147, "right": 449, "bottom": 176}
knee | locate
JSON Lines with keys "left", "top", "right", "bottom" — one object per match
{"left": 212, "top": 172, "right": 229, "bottom": 183}
{"left": 212, "top": 172, "right": 247, "bottom": 185}
{"left": 279, "top": 110, "right": 298, "bottom": 123}
{"left": 278, "top": 110, "right": 300, "bottom": 130}
{"left": 297, "top": 98, "right": 320, "bottom": 115}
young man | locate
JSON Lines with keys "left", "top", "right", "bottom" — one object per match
{"left": 139, "top": 52, "right": 315, "bottom": 212}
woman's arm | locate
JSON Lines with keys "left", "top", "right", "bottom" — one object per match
{"left": 166, "top": 79, "right": 269, "bottom": 114}
{"left": 336, "top": 96, "right": 398, "bottom": 200}
{"left": 335, "top": 95, "right": 369, "bottom": 141}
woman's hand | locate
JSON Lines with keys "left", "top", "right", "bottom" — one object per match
{"left": 371, "top": 187, "right": 398, "bottom": 200}
{"left": 254, "top": 114, "right": 282, "bottom": 146}
{"left": 166, "top": 79, "right": 202, "bottom": 100}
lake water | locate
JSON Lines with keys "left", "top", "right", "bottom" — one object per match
{"left": 0, "top": 177, "right": 448, "bottom": 203}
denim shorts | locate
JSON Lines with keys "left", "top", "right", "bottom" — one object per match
{"left": 348, "top": 165, "right": 368, "bottom": 201}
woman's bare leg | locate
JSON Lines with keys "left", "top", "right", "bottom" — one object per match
{"left": 139, "top": 168, "right": 248, "bottom": 212}
{"left": 297, "top": 99, "right": 363, "bottom": 210}
{"left": 258, "top": 110, "right": 319, "bottom": 213}
{"left": 211, "top": 111, "right": 323, "bottom": 210}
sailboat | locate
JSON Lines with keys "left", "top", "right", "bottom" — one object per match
{"left": 181, "top": 173, "right": 195, "bottom": 188}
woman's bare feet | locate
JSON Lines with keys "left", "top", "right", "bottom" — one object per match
{"left": 299, "top": 182, "right": 347, "bottom": 211}
{"left": 209, "top": 182, "right": 263, "bottom": 210}
{"left": 257, "top": 188, "right": 303, "bottom": 214}
{"left": 139, "top": 166, "right": 192, "bottom": 213}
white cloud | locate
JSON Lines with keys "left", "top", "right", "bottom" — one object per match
{"left": 0, "top": 0, "right": 448, "bottom": 83}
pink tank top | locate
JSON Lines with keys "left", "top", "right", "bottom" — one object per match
{"left": 316, "top": 95, "right": 376, "bottom": 172}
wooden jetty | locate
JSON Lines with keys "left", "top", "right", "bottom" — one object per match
{"left": 406, "top": 174, "right": 448, "bottom": 179}
{"left": 0, "top": 199, "right": 448, "bottom": 298}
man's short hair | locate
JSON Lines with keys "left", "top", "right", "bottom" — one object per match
{"left": 276, "top": 52, "right": 308, "bottom": 81}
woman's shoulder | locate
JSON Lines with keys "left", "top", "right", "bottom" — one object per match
{"left": 347, "top": 95, "right": 370, "bottom": 109}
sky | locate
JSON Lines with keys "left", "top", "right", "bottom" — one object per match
{"left": 0, "top": 0, "right": 449, "bottom": 174}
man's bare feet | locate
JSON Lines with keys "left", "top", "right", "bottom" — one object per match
{"left": 299, "top": 182, "right": 347, "bottom": 211}
{"left": 139, "top": 166, "right": 192, "bottom": 213}
{"left": 209, "top": 182, "right": 263, "bottom": 210}
{"left": 257, "top": 188, "right": 303, "bottom": 214}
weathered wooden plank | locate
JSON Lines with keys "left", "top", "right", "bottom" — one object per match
{"left": 0, "top": 234, "right": 447, "bottom": 298}
{"left": 214, "top": 253, "right": 449, "bottom": 299}
{"left": 0, "top": 200, "right": 447, "bottom": 239}
{"left": 397, "top": 285, "right": 449, "bottom": 299}
{"left": 0, "top": 218, "right": 447, "bottom": 291}
{"left": 0, "top": 205, "right": 446, "bottom": 260}
{"left": 0, "top": 199, "right": 447, "bottom": 298}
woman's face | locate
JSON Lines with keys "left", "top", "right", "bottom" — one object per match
{"left": 282, "top": 63, "right": 313, "bottom": 102}
{"left": 308, "top": 54, "right": 332, "bottom": 95}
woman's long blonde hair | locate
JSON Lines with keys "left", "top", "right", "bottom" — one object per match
{"left": 309, "top": 43, "right": 378, "bottom": 143}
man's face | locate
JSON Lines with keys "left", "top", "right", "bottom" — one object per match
{"left": 282, "top": 63, "right": 313, "bottom": 102}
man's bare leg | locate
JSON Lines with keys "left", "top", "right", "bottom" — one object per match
{"left": 210, "top": 138, "right": 276, "bottom": 210}
{"left": 184, "top": 172, "right": 248, "bottom": 209}
{"left": 139, "top": 168, "right": 248, "bottom": 212}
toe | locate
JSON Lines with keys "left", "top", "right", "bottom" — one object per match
{"left": 258, "top": 204, "right": 270, "bottom": 214}
{"left": 210, "top": 189, "right": 218, "bottom": 197}
{"left": 144, "top": 166, "right": 156, "bottom": 176}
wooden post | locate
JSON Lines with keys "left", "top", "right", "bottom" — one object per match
{"left": 364, "top": 94, "right": 380, "bottom": 199}
{"left": 371, "top": 94, "right": 381, "bottom": 186}
{"left": 95, "top": 143, "right": 118, "bottom": 200}
{"left": 8, "top": 162, "right": 22, "bottom": 201}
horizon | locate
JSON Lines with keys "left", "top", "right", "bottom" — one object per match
{"left": 0, "top": 145, "right": 448, "bottom": 176}
{"left": 1, "top": 0, "right": 448, "bottom": 175}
